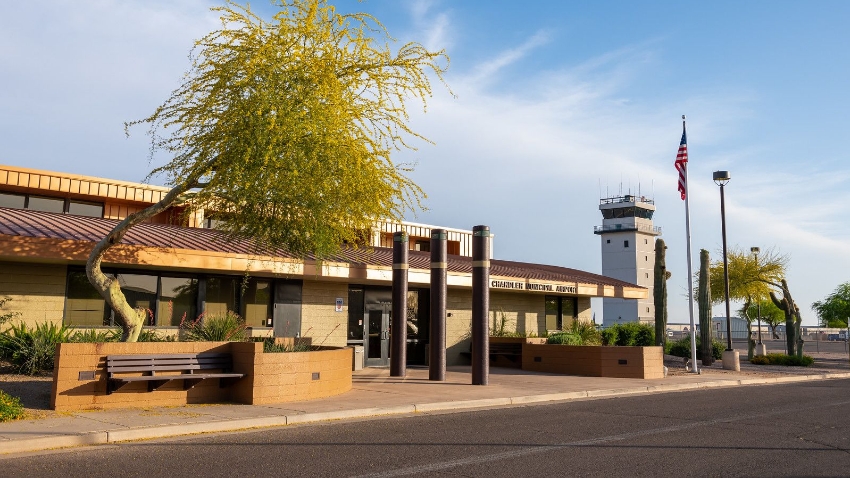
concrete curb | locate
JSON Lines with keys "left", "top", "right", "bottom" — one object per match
{"left": 2, "top": 432, "right": 108, "bottom": 455}
{"left": 4, "top": 372, "right": 850, "bottom": 455}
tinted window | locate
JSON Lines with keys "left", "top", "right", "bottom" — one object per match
{"left": 27, "top": 196, "right": 64, "bottom": 213}
{"left": 68, "top": 200, "right": 103, "bottom": 218}
{"left": 0, "top": 192, "right": 26, "bottom": 209}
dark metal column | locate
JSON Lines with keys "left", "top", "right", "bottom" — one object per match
{"left": 391, "top": 231, "right": 408, "bottom": 377}
{"left": 429, "top": 229, "right": 447, "bottom": 381}
{"left": 471, "top": 225, "right": 490, "bottom": 385}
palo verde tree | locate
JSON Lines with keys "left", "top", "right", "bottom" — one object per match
{"left": 86, "top": 0, "right": 450, "bottom": 342}
{"left": 812, "top": 282, "right": 850, "bottom": 328}
{"left": 707, "top": 247, "right": 801, "bottom": 355}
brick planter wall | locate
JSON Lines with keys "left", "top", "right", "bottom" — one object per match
{"left": 521, "top": 344, "right": 664, "bottom": 379}
{"left": 51, "top": 342, "right": 353, "bottom": 411}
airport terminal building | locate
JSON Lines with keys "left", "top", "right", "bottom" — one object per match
{"left": 0, "top": 165, "right": 646, "bottom": 366}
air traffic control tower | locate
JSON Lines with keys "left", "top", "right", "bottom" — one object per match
{"left": 594, "top": 195, "right": 662, "bottom": 327}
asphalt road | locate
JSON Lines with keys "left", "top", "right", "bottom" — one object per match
{"left": 3, "top": 379, "right": 850, "bottom": 477}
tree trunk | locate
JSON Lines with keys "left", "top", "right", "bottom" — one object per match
{"left": 770, "top": 279, "right": 798, "bottom": 356}
{"left": 86, "top": 182, "right": 194, "bottom": 342}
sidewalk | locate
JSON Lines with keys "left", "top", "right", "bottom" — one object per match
{"left": 2, "top": 363, "right": 850, "bottom": 456}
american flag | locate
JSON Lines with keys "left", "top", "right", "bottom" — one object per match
{"left": 675, "top": 126, "right": 688, "bottom": 200}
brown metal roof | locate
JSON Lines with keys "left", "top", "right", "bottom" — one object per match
{"left": 0, "top": 207, "right": 640, "bottom": 289}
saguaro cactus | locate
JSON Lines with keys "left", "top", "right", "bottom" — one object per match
{"left": 698, "top": 249, "right": 713, "bottom": 365}
{"left": 654, "top": 239, "right": 669, "bottom": 348}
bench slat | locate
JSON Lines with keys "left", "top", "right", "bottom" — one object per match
{"left": 105, "top": 352, "right": 244, "bottom": 395}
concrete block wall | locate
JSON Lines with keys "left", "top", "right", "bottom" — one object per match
{"left": 51, "top": 341, "right": 353, "bottom": 411}
{"left": 301, "top": 280, "right": 348, "bottom": 347}
{"left": 521, "top": 344, "right": 664, "bottom": 379}
{"left": 445, "top": 288, "right": 473, "bottom": 365}
{"left": 0, "top": 262, "right": 66, "bottom": 328}
{"left": 489, "top": 291, "right": 544, "bottom": 336}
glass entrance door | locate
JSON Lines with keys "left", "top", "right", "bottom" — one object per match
{"left": 365, "top": 304, "right": 390, "bottom": 367}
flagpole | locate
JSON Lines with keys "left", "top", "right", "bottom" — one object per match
{"left": 682, "top": 115, "right": 699, "bottom": 373}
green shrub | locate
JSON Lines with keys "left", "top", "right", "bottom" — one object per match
{"left": 547, "top": 332, "right": 583, "bottom": 345}
{"left": 601, "top": 323, "right": 655, "bottom": 346}
{"left": 664, "top": 336, "right": 723, "bottom": 360}
{"left": 750, "top": 355, "right": 770, "bottom": 365}
{"left": 546, "top": 321, "right": 602, "bottom": 346}
{"left": 0, "top": 322, "right": 71, "bottom": 375}
{"left": 0, "top": 390, "right": 25, "bottom": 422}
{"left": 750, "top": 353, "right": 813, "bottom": 366}
{"left": 181, "top": 311, "right": 247, "bottom": 342}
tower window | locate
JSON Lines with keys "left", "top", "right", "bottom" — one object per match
{"left": 606, "top": 239, "right": 610, "bottom": 244}
{"left": 624, "top": 240, "right": 629, "bottom": 248}
{"left": 645, "top": 273, "right": 649, "bottom": 278}
{"left": 645, "top": 239, "right": 648, "bottom": 244}
{"left": 645, "top": 256, "right": 648, "bottom": 261}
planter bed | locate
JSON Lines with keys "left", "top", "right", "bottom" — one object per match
{"left": 51, "top": 341, "right": 352, "bottom": 411}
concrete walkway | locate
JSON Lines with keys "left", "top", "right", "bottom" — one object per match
{"left": 2, "top": 364, "right": 850, "bottom": 456}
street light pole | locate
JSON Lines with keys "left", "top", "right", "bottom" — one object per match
{"left": 714, "top": 170, "right": 739, "bottom": 371}
{"left": 750, "top": 247, "right": 762, "bottom": 344}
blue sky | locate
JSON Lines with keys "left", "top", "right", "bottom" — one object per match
{"left": 2, "top": 1, "right": 848, "bottom": 325}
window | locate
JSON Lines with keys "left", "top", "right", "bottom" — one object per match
{"left": 68, "top": 200, "right": 104, "bottom": 218}
{"left": 159, "top": 277, "right": 197, "bottom": 326}
{"left": 645, "top": 273, "right": 649, "bottom": 278}
{"left": 116, "top": 274, "right": 158, "bottom": 324}
{"left": 545, "top": 296, "right": 578, "bottom": 330}
{"left": 624, "top": 240, "right": 629, "bottom": 248}
{"left": 645, "top": 256, "right": 648, "bottom": 261}
{"left": 0, "top": 192, "right": 25, "bottom": 209}
{"left": 27, "top": 196, "right": 64, "bottom": 213}
{"left": 645, "top": 239, "right": 648, "bottom": 244}
{"left": 0, "top": 192, "right": 103, "bottom": 217}
{"left": 65, "top": 271, "right": 109, "bottom": 326}
{"left": 241, "top": 278, "right": 272, "bottom": 327}
{"left": 63, "top": 270, "right": 280, "bottom": 328}
{"left": 606, "top": 239, "right": 610, "bottom": 244}
{"left": 205, "top": 276, "right": 237, "bottom": 316}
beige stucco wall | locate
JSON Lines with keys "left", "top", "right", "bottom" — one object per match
{"left": 301, "top": 280, "right": 348, "bottom": 347}
{"left": 0, "top": 261, "right": 65, "bottom": 328}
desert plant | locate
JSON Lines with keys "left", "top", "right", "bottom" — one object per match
{"left": 181, "top": 311, "right": 247, "bottom": 342}
{"left": 68, "top": 328, "right": 122, "bottom": 343}
{"left": 0, "top": 390, "right": 25, "bottom": 422}
{"left": 263, "top": 339, "right": 312, "bottom": 353}
{"left": 0, "top": 322, "right": 72, "bottom": 375}
{"left": 0, "top": 296, "right": 19, "bottom": 327}
{"left": 567, "top": 321, "right": 602, "bottom": 345}
{"left": 665, "top": 336, "right": 723, "bottom": 360}
{"left": 698, "top": 249, "right": 714, "bottom": 365}
{"left": 654, "top": 239, "right": 670, "bottom": 347}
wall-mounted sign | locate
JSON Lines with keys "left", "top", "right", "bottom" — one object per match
{"left": 335, "top": 298, "right": 344, "bottom": 312}
{"left": 490, "top": 280, "right": 576, "bottom": 294}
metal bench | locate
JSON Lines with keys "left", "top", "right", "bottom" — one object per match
{"left": 106, "top": 353, "right": 245, "bottom": 395}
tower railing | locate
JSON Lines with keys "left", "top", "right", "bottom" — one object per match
{"left": 599, "top": 195, "right": 654, "bottom": 205}
{"left": 593, "top": 223, "right": 662, "bottom": 235}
